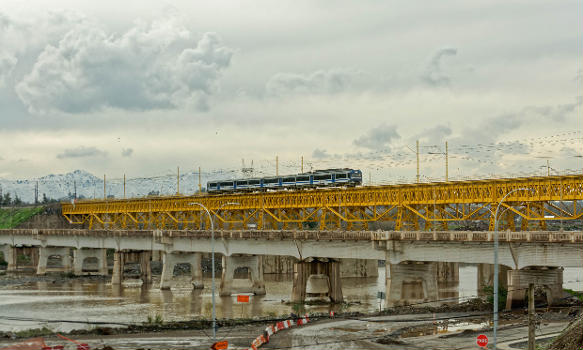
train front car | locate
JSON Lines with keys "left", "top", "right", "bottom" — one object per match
{"left": 348, "top": 169, "right": 362, "bottom": 186}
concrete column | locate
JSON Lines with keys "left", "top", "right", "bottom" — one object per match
{"left": 160, "top": 252, "right": 204, "bottom": 290}
{"left": 386, "top": 262, "right": 438, "bottom": 306}
{"left": 73, "top": 248, "right": 108, "bottom": 276}
{"left": 112, "top": 251, "right": 124, "bottom": 285}
{"left": 477, "top": 263, "right": 510, "bottom": 296}
{"left": 140, "top": 251, "right": 152, "bottom": 284}
{"left": 506, "top": 267, "right": 564, "bottom": 309}
{"left": 291, "top": 258, "right": 343, "bottom": 303}
{"left": 37, "top": 247, "right": 48, "bottom": 275}
{"left": 340, "top": 258, "right": 379, "bottom": 278}
{"left": 36, "top": 247, "right": 71, "bottom": 275}
{"left": 219, "top": 255, "right": 266, "bottom": 296}
{"left": 2, "top": 245, "right": 17, "bottom": 272}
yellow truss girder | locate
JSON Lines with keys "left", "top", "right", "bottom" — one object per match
{"left": 61, "top": 175, "right": 583, "bottom": 231}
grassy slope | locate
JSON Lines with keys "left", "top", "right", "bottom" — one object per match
{"left": 0, "top": 207, "right": 44, "bottom": 229}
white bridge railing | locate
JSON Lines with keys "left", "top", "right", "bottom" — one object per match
{"left": 0, "top": 229, "right": 582, "bottom": 243}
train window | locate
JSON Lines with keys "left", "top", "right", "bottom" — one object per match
{"left": 283, "top": 177, "right": 295, "bottom": 183}
{"left": 297, "top": 176, "right": 309, "bottom": 181}
{"left": 264, "top": 178, "right": 279, "bottom": 184}
{"left": 249, "top": 179, "right": 261, "bottom": 185}
{"left": 220, "top": 182, "right": 233, "bottom": 187}
{"left": 335, "top": 174, "right": 347, "bottom": 179}
{"left": 314, "top": 174, "right": 332, "bottom": 180}
{"left": 236, "top": 180, "right": 248, "bottom": 186}
{"left": 209, "top": 183, "right": 217, "bottom": 188}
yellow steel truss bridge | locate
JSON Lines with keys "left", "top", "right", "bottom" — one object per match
{"left": 62, "top": 175, "right": 583, "bottom": 231}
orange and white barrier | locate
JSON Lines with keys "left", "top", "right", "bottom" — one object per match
{"left": 243, "top": 313, "right": 316, "bottom": 350}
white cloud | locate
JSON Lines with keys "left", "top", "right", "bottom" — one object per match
{"left": 0, "top": 53, "right": 17, "bottom": 86}
{"left": 14, "top": 16, "right": 233, "bottom": 114}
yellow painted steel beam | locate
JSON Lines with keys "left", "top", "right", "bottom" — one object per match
{"left": 62, "top": 174, "right": 583, "bottom": 231}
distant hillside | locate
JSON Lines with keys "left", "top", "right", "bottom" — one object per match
{"left": 0, "top": 169, "right": 238, "bottom": 203}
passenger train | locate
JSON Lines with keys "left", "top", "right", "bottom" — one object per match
{"left": 207, "top": 168, "right": 362, "bottom": 193}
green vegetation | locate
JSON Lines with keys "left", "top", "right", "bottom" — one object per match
{"left": 14, "top": 327, "right": 53, "bottom": 338}
{"left": 146, "top": 313, "right": 164, "bottom": 326}
{"left": 564, "top": 288, "right": 583, "bottom": 302}
{"left": 0, "top": 206, "right": 44, "bottom": 229}
{"left": 483, "top": 285, "right": 508, "bottom": 306}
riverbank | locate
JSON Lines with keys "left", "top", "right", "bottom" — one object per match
{"left": 0, "top": 305, "right": 580, "bottom": 350}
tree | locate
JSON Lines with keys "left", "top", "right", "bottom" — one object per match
{"left": 13, "top": 195, "right": 22, "bottom": 206}
{"left": 2, "top": 193, "right": 11, "bottom": 206}
{"left": 42, "top": 193, "right": 48, "bottom": 204}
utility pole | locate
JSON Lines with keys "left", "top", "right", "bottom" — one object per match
{"left": 123, "top": 174, "right": 126, "bottom": 199}
{"left": 276, "top": 155, "right": 279, "bottom": 176}
{"left": 103, "top": 174, "right": 106, "bottom": 199}
{"left": 445, "top": 141, "right": 449, "bottom": 182}
{"left": 416, "top": 140, "right": 420, "bottom": 183}
{"left": 528, "top": 283, "right": 535, "bottom": 350}
{"left": 74, "top": 180, "right": 77, "bottom": 199}
{"left": 547, "top": 160, "right": 550, "bottom": 176}
{"left": 34, "top": 181, "right": 39, "bottom": 205}
{"left": 177, "top": 166, "right": 180, "bottom": 195}
{"left": 198, "top": 166, "right": 202, "bottom": 193}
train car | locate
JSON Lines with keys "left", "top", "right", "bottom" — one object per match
{"left": 207, "top": 168, "right": 362, "bottom": 193}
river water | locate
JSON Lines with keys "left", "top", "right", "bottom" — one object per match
{"left": 0, "top": 266, "right": 581, "bottom": 332}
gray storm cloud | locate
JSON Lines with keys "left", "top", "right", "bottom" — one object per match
{"left": 421, "top": 47, "right": 457, "bottom": 87}
{"left": 57, "top": 146, "right": 107, "bottom": 159}
{"left": 413, "top": 124, "right": 453, "bottom": 146}
{"left": 353, "top": 124, "right": 400, "bottom": 151}
{"left": 121, "top": 148, "right": 134, "bottom": 157}
{"left": 312, "top": 148, "right": 330, "bottom": 159}
{"left": 266, "top": 68, "right": 361, "bottom": 95}
{"left": 14, "top": 17, "right": 233, "bottom": 114}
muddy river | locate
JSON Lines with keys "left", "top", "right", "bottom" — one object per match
{"left": 0, "top": 266, "right": 580, "bottom": 332}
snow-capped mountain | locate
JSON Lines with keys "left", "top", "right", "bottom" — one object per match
{"left": 0, "top": 169, "right": 241, "bottom": 203}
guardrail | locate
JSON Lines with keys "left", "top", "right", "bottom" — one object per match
{"left": 1, "top": 229, "right": 582, "bottom": 243}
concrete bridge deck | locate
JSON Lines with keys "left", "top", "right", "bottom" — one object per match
{"left": 1, "top": 229, "right": 581, "bottom": 268}
{"left": 1, "top": 228, "right": 581, "bottom": 307}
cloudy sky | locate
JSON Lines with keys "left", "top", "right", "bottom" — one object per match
{"left": 0, "top": 0, "right": 581, "bottom": 183}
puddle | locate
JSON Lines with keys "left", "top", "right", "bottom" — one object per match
{"left": 400, "top": 319, "right": 489, "bottom": 338}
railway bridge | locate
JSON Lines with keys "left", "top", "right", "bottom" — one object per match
{"left": 61, "top": 174, "right": 582, "bottom": 231}
{"left": 2, "top": 175, "right": 581, "bottom": 308}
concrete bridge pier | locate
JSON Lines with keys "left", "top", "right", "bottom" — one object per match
{"left": 112, "top": 250, "right": 152, "bottom": 285}
{"left": 220, "top": 255, "right": 265, "bottom": 296}
{"left": 506, "top": 267, "right": 564, "bottom": 309}
{"left": 477, "top": 263, "right": 510, "bottom": 296}
{"left": 73, "top": 248, "right": 108, "bottom": 276}
{"left": 160, "top": 252, "right": 203, "bottom": 290}
{"left": 0, "top": 245, "right": 16, "bottom": 272}
{"left": 437, "top": 262, "right": 459, "bottom": 300}
{"left": 1, "top": 246, "right": 39, "bottom": 272}
{"left": 37, "top": 247, "right": 72, "bottom": 275}
{"left": 291, "top": 258, "right": 342, "bottom": 303}
{"left": 386, "top": 261, "right": 438, "bottom": 306}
